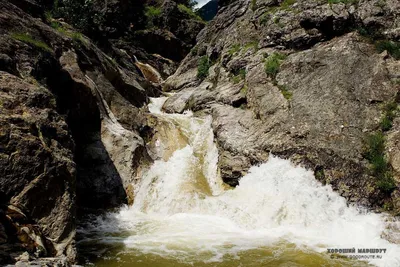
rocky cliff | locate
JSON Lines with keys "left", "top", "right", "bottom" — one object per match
{"left": 0, "top": 0, "right": 203, "bottom": 265}
{"left": 1, "top": 0, "right": 400, "bottom": 265}
{"left": 163, "top": 0, "right": 400, "bottom": 213}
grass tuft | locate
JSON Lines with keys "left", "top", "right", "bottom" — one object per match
{"left": 197, "top": 56, "right": 211, "bottom": 80}
{"left": 178, "top": 4, "right": 203, "bottom": 21}
{"left": 232, "top": 69, "right": 246, "bottom": 84}
{"left": 228, "top": 44, "right": 241, "bottom": 56}
{"left": 264, "top": 52, "right": 287, "bottom": 78}
{"left": 11, "top": 33, "right": 52, "bottom": 52}
{"left": 364, "top": 132, "right": 397, "bottom": 193}
{"left": 375, "top": 40, "right": 400, "bottom": 60}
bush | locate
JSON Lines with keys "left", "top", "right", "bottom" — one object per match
{"left": 232, "top": 69, "right": 246, "bottom": 84}
{"left": 278, "top": 84, "right": 292, "bottom": 100}
{"left": 145, "top": 6, "right": 162, "bottom": 27}
{"left": 52, "top": 0, "right": 102, "bottom": 35}
{"left": 244, "top": 41, "right": 259, "bottom": 53}
{"left": 328, "top": 0, "right": 359, "bottom": 4}
{"left": 177, "top": 4, "right": 203, "bottom": 21}
{"left": 265, "top": 52, "right": 287, "bottom": 78}
{"left": 251, "top": 0, "right": 257, "bottom": 11}
{"left": 11, "top": 33, "right": 52, "bottom": 52}
{"left": 197, "top": 56, "right": 211, "bottom": 80}
{"left": 364, "top": 132, "right": 397, "bottom": 193}
{"left": 280, "top": 0, "right": 296, "bottom": 9}
{"left": 228, "top": 44, "right": 241, "bottom": 56}
{"left": 380, "top": 102, "right": 398, "bottom": 131}
{"left": 375, "top": 40, "right": 400, "bottom": 60}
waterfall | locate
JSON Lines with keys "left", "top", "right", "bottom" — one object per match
{"left": 79, "top": 97, "right": 400, "bottom": 267}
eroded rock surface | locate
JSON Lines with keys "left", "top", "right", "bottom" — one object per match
{"left": 0, "top": 0, "right": 165, "bottom": 264}
{"left": 163, "top": 0, "right": 400, "bottom": 212}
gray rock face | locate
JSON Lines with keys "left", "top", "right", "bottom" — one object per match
{"left": 163, "top": 0, "right": 400, "bottom": 211}
{"left": 0, "top": 72, "right": 76, "bottom": 262}
{"left": 0, "top": 0, "right": 158, "bottom": 264}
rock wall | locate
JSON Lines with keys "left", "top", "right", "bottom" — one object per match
{"left": 0, "top": 0, "right": 178, "bottom": 264}
{"left": 163, "top": 0, "right": 400, "bottom": 212}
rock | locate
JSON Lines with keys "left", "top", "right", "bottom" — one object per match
{"left": 163, "top": 0, "right": 400, "bottom": 210}
{"left": 160, "top": 0, "right": 205, "bottom": 46}
{"left": 387, "top": 117, "right": 400, "bottom": 183}
{"left": 0, "top": 0, "right": 165, "bottom": 262}
{"left": 133, "top": 28, "right": 191, "bottom": 62}
{"left": 0, "top": 72, "right": 76, "bottom": 260}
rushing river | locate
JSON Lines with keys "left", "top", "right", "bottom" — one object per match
{"left": 77, "top": 97, "right": 400, "bottom": 267}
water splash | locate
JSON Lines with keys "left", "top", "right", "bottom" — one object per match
{"left": 79, "top": 97, "right": 400, "bottom": 267}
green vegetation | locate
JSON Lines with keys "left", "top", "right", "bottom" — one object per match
{"left": 264, "top": 52, "right": 291, "bottom": 100}
{"left": 380, "top": 102, "right": 398, "bottom": 131}
{"left": 191, "top": 45, "right": 198, "bottom": 56}
{"left": 51, "top": 0, "right": 106, "bottom": 35}
{"left": 240, "top": 83, "right": 248, "bottom": 95}
{"left": 280, "top": 0, "right": 297, "bottom": 9}
{"left": 44, "top": 10, "right": 53, "bottom": 23}
{"left": 327, "top": 0, "right": 359, "bottom": 4}
{"left": 178, "top": 4, "right": 203, "bottom": 21}
{"left": 264, "top": 52, "right": 287, "bottom": 78}
{"left": 145, "top": 6, "right": 162, "bottom": 27}
{"left": 260, "top": 14, "right": 270, "bottom": 25}
{"left": 315, "top": 168, "right": 325, "bottom": 180}
{"left": 228, "top": 44, "right": 241, "bottom": 56}
{"left": 49, "top": 20, "right": 84, "bottom": 44}
{"left": 363, "top": 101, "right": 398, "bottom": 194}
{"left": 251, "top": 0, "right": 257, "bottom": 11}
{"left": 71, "top": 32, "right": 84, "bottom": 43}
{"left": 356, "top": 27, "right": 400, "bottom": 60}
{"left": 273, "top": 16, "right": 284, "bottom": 28}
{"left": 232, "top": 69, "right": 246, "bottom": 84}
{"left": 364, "top": 132, "right": 396, "bottom": 193}
{"left": 197, "top": 56, "right": 211, "bottom": 80}
{"left": 11, "top": 33, "right": 52, "bottom": 52}
{"left": 244, "top": 41, "right": 259, "bottom": 53}
{"left": 277, "top": 84, "right": 292, "bottom": 100}
{"left": 375, "top": 40, "right": 400, "bottom": 60}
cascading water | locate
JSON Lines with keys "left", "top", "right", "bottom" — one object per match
{"left": 78, "top": 97, "right": 400, "bottom": 267}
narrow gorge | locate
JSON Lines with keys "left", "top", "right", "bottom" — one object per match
{"left": 0, "top": 0, "right": 400, "bottom": 266}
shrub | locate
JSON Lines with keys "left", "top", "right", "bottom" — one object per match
{"left": 251, "top": 0, "right": 257, "bottom": 11}
{"left": 380, "top": 102, "right": 398, "bottom": 131}
{"left": 240, "top": 84, "right": 248, "bottom": 95}
{"left": 259, "top": 14, "right": 270, "bottom": 25}
{"left": 232, "top": 69, "right": 246, "bottom": 84}
{"left": 364, "top": 132, "right": 397, "bottom": 193}
{"left": 375, "top": 40, "right": 400, "bottom": 60}
{"left": 244, "top": 41, "right": 259, "bottom": 53}
{"left": 280, "top": 0, "right": 296, "bottom": 9}
{"left": 178, "top": 4, "right": 203, "bottom": 21}
{"left": 197, "top": 56, "right": 211, "bottom": 80}
{"left": 278, "top": 84, "right": 292, "bottom": 100}
{"left": 52, "top": 0, "right": 104, "bottom": 35}
{"left": 264, "top": 52, "right": 287, "bottom": 78}
{"left": 228, "top": 44, "right": 241, "bottom": 56}
{"left": 145, "top": 6, "right": 162, "bottom": 27}
{"left": 328, "top": 0, "right": 359, "bottom": 4}
{"left": 11, "top": 33, "right": 52, "bottom": 52}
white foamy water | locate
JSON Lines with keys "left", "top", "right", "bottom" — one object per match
{"left": 80, "top": 97, "right": 400, "bottom": 267}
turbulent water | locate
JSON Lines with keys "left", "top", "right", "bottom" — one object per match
{"left": 78, "top": 97, "right": 400, "bottom": 267}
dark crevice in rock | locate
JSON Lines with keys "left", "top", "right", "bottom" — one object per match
{"left": 231, "top": 96, "right": 247, "bottom": 108}
{"left": 31, "top": 52, "right": 128, "bottom": 210}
